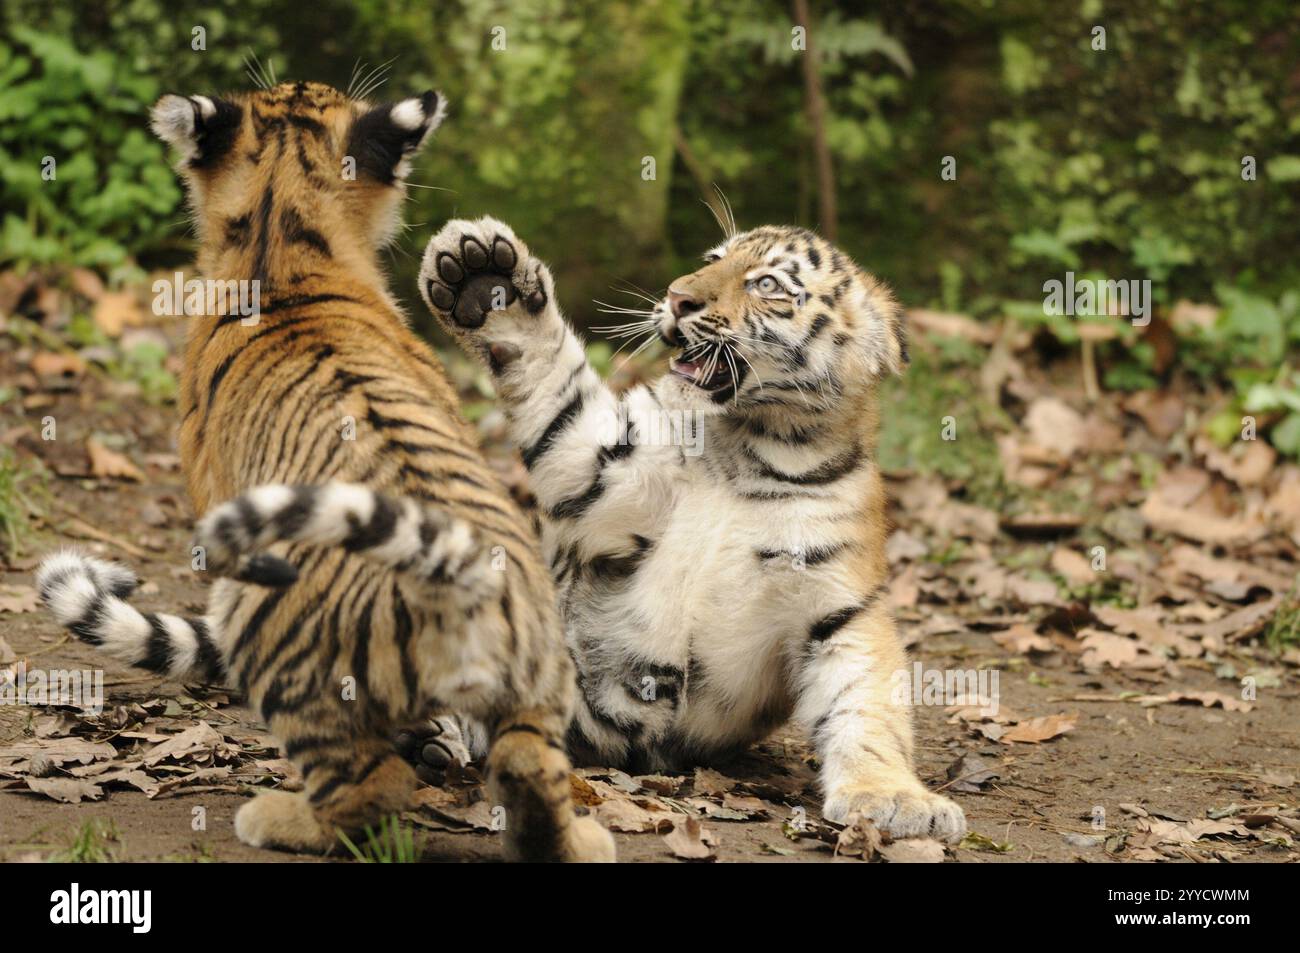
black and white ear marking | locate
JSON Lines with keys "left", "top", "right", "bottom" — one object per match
{"left": 150, "top": 94, "right": 242, "bottom": 168}
{"left": 347, "top": 90, "right": 445, "bottom": 184}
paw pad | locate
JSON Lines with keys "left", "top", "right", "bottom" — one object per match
{"left": 423, "top": 225, "right": 545, "bottom": 330}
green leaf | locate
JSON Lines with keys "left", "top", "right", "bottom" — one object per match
{"left": 1270, "top": 412, "right": 1300, "bottom": 457}
{"left": 1268, "top": 156, "right": 1300, "bottom": 182}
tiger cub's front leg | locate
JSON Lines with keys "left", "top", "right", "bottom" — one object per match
{"left": 418, "top": 216, "right": 595, "bottom": 472}
{"left": 419, "top": 218, "right": 685, "bottom": 528}
{"left": 795, "top": 599, "right": 966, "bottom": 843}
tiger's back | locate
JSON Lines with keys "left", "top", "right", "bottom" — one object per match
{"left": 37, "top": 81, "right": 613, "bottom": 861}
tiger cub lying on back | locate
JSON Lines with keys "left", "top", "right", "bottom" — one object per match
{"left": 36, "top": 82, "right": 612, "bottom": 861}
{"left": 417, "top": 218, "right": 966, "bottom": 842}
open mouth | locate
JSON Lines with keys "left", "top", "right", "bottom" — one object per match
{"left": 670, "top": 351, "right": 744, "bottom": 397}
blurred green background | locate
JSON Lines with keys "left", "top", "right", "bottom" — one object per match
{"left": 3, "top": 0, "right": 1298, "bottom": 316}
{"left": 1, "top": 0, "right": 1299, "bottom": 556}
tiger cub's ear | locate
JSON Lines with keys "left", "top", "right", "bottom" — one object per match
{"left": 347, "top": 90, "right": 445, "bottom": 184}
{"left": 150, "top": 95, "right": 243, "bottom": 168}
{"left": 860, "top": 288, "right": 909, "bottom": 377}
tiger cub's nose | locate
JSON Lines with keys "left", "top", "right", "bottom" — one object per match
{"left": 667, "top": 289, "right": 705, "bottom": 319}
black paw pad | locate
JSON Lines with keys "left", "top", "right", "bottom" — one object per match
{"left": 427, "top": 280, "right": 454, "bottom": 311}
{"left": 452, "top": 273, "right": 518, "bottom": 328}
{"left": 394, "top": 726, "right": 460, "bottom": 785}
{"left": 437, "top": 253, "right": 463, "bottom": 285}
{"left": 428, "top": 232, "right": 527, "bottom": 329}
{"left": 462, "top": 236, "right": 489, "bottom": 270}
{"left": 491, "top": 237, "right": 516, "bottom": 270}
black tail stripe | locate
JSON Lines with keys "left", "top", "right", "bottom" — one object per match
{"left": 190, "top": 618, "right": 225, "bottom": 682}
{"left": 140, "top": 614, "right": 176, "bottom": 673}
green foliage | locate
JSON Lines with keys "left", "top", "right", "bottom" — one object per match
{"left": 878, "top": 342, "right": 1006, "bottom": 505}
{"left": 114, "top": 339, "right": 178, "bottom": 405}
{"left": 0, "top": 446, "right": 46, "bottom": 559}
{"left": 51, "top": 819, "right": 121, "bottom": 863}
{"left": 1267, "top": 589, "right": 1300, "bottom": 652}
{"left": 338, "top": 814, "right": 420, "bottom": 863}
{"left": 1170, "top": 285, "right": 1300, "bottom": 457}
{"left": 0, "top": 27, "right": 181, "bottom": 271}
{"left": 0, "top": 0, "right": 1295, "bottom": 333}
{"left": 1243, "top": 369, "right": 1300, "bottom": 457}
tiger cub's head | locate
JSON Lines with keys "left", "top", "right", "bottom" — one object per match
{"left": 655, "top": 226, "right": 907, "bottom": 416}
{"left": 150, "top": 80, "right": 444, "bottom": 281}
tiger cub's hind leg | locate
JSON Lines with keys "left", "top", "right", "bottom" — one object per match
{"left": 235, "top": 727, "right": 417, "bottom": 855}
{"left": 486, "top": 708, "right": 615, "bottom": 863}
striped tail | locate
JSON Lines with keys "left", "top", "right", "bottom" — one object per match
{"left": 192, "top": 483, "right": 503, "bottom": 607}
{"left": 35, "top": 550, "right": 225, "bottom": 683}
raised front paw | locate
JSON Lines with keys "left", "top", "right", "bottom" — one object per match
{"left": 419, "top": 217, "right": 550, "bottom": 330}
{"left": 824, "top": 784, "right": 966, "bottom": 844}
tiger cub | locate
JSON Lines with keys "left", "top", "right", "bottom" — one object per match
{"left": 36, "top": 83, "right": 613, "bottom": 861}
{"left": 418, "top": 218, "right": 966, "bottom": 842}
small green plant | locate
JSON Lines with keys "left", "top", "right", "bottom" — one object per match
{"left": 878, "top": 343, "right": 1007, "bottom": 506}
{"left": 0, "top": 446, "right": 45, "bottom": 559}
{"left": 1266, "top": 589, "right": 1300, "bottom": 653}
{"left": 337, "top": 814, "right": 421, "bottom": 863}
{"left": 113, "top": 339, "right": 177, "bottom": 405}
{"left": 51, "top": 819, "right": 120, "bottom": 863}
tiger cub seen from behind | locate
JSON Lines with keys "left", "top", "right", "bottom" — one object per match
{"left": 418, "top": 217, "right": 965, "bottom": 842}
{"left": 36, "top": 83, "right": 612, "bottom": 862}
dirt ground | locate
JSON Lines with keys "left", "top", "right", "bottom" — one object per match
{"left": 2, "top": 464, "right": 1297, "bottom": 863}
{"left": 2, "top": 314, "right": 1299, "bottom": 863}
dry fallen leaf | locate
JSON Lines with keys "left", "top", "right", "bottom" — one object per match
{"left": 1023, "top": 397, "right": 1086, "bottom": 459}
{"left": 1139, "top": 493, "right": 1268, "bottom": 547}
{"left": 878, "top": 839, "right": 946, "bottom": 863}
{"left": 1175, "top": 597, "right": 1280, "bottom": 646}
{"left": 835, "top": 815, "right": 883, "bottom": 859}
{"left": 25, "top": 776, "right": 104, "bottom": 804}
{"left": 142, "top": 722, "right": 239, "bottom": 767}
{"left": 593, "top": 796, "right": 671, "bottom": 833}
{"left": 1094, "top": 605, "right": 1201, "bottom": 658}
{"left": 1079, "top": 630, "right": 1153, "bottom": 670}
{"left": 932, "top": 501, "right": 1000, "bottom": 542}
{"left": 991, "top": 624, "right": 1054, "bottom": 654}
{"left": 92, "top": 290, "right": 144, "bottom": 337}
{"left": 886, "top": 530, "right": 928, "bottom": 564}
{"left": 721, "top": 793, "right": 769, "bottom": 818}
{"left": 663, "top": 816, "right": 717, "bottom": 861}
{"left": 0, "top": 585, "right": 39, "bottom": 614}
{"left": 692, "top": 766, "right": 737, "bottom": 796}
{"left": 1134, "top": 691, "right": 1253, "bottom": 713}
{"left": 87, "top": 438, "right": 145, "bottom": 482}
{"left": 1050, "top": 548, "right": 1096, "bottom": 586}
{"left": 30, "top": 351, "right": 86, "bottom": 390}
{"left": 906, "top": 309, "right": 998, "bottom": 344}
{"left": 944, "top": 752, "right": 999, "bottom": 793}
{"left": 1197, "top": 435, "right": 1276, "bottom": 488}
{"left": 889, "top": 564, "right": 920, "bottom": 609}
{"left": 0, "top": 738, "right": 117, "bottom": 771}
{"left": 1265, "top": 473, "right": 1300, "bottom": 544}
{"left": 1006, "top": 574, "right": 1062, "bottom": 608}
{"left": 999, "top": 713, "right": 1079, "bottom": 744}
{"left": 1123, "top": 391, "right": 1185, "bottom": 440}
